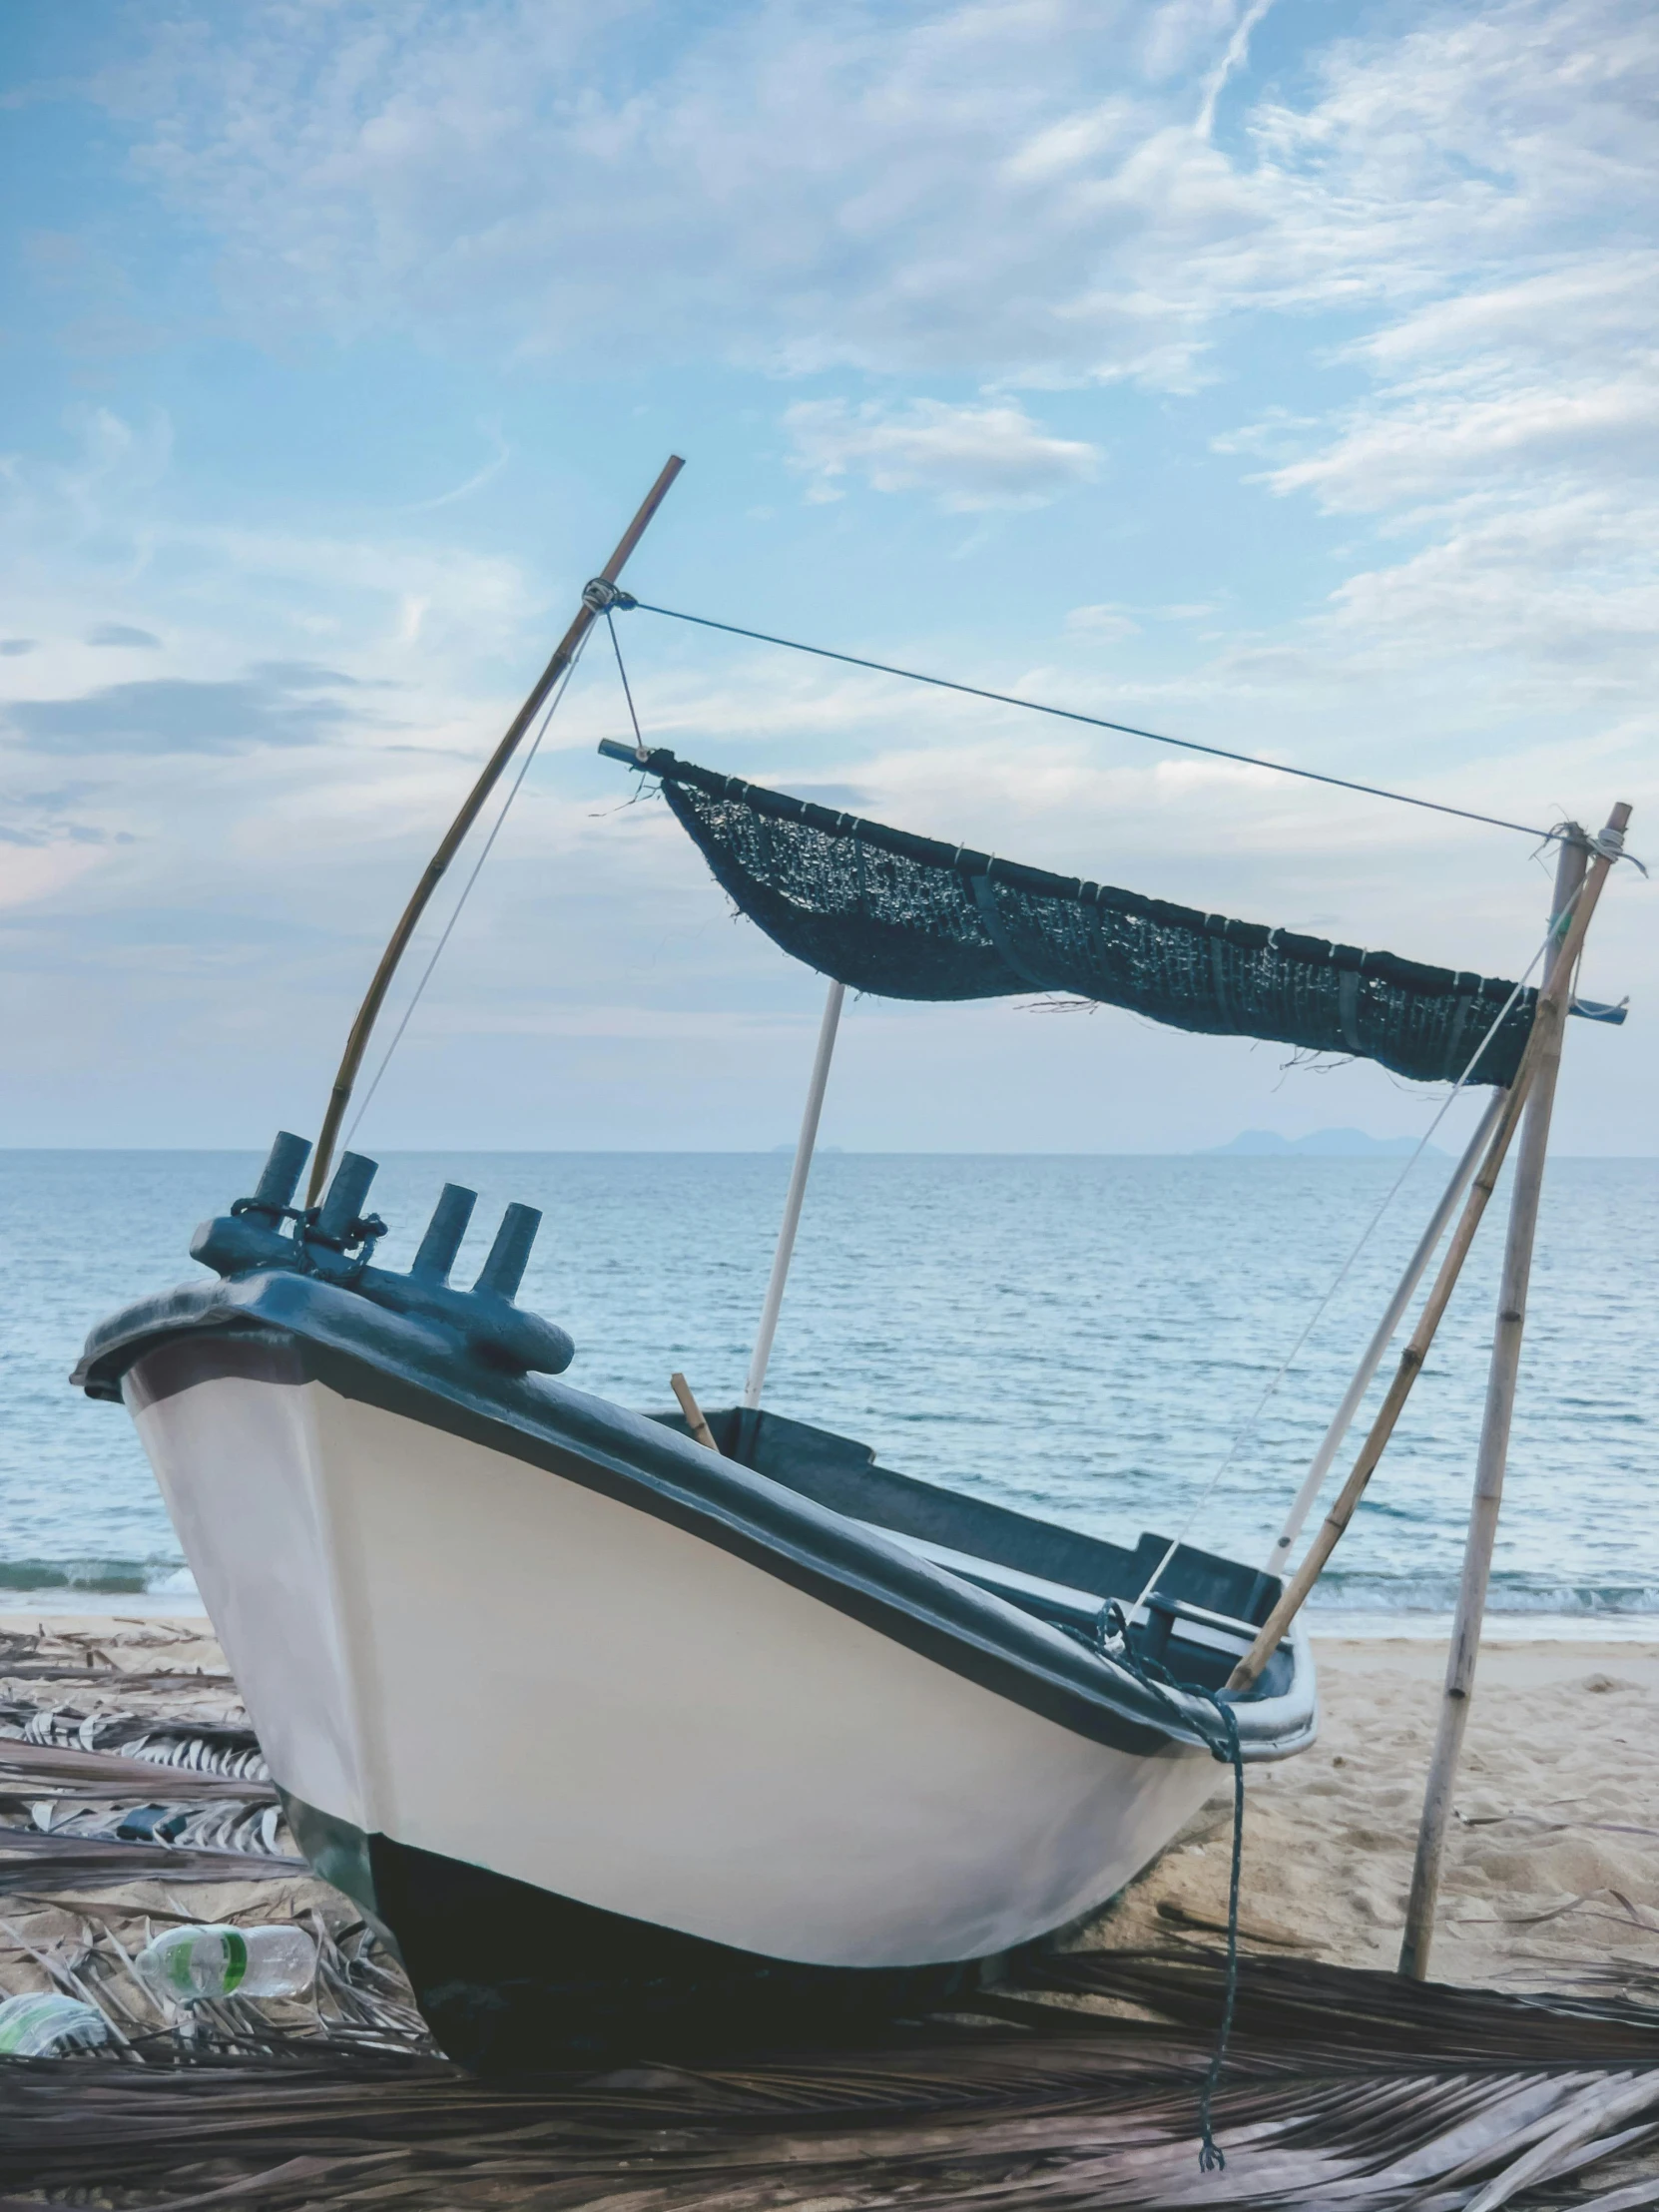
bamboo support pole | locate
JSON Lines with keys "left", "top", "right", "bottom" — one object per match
{"left": 671, "top": 1373, "right": 720, "bottom": 1453}
{"left": 1264, "top": 1089, "right": 1507, "bottom": 1577}
{"left": 743, "top": 979, "right": 845, "bottom": 1410}
{"left": 1227, "top": 1072, "right": 1534, "bottom": 1692}
{"left": 305, "top": 455, "right": 686, "bottom": 1204}
{"left": 1398, "top": 802, "right": 1629, "bottom": 1980}
{"left": 1229, "top": 812, "right": 1627, "bottom": 1698}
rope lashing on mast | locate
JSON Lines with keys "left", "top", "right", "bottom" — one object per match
{"left": 589, "top": 582, "right": 1613, "bottom": 849}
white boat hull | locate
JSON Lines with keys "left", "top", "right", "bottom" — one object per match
{"left": 134, "top": 1362, "right": 1217, "bottom": 1971}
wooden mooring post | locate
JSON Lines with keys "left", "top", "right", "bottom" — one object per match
{"left": 1397, "top": 802, "right": 1631, "bottom": 1979}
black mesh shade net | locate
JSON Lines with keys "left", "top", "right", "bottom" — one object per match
{"left": 616, "top": 749, "right": 1544, "bottom": 1087}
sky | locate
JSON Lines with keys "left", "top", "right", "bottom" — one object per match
{"left": 1, "top": 0, "right": 1653, "bottom": 1156}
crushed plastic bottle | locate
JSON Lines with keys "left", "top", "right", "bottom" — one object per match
{"left": 0, "top": 1991, "right": 111, "bottom": 2056}
{"left": 136, "top": 1924, "right": 317, "bottom": 2003}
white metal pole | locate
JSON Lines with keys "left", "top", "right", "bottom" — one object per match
{"left": 743, "top": 980, "right": 845, "bottom": 1410}
{"left": 1398, "top": 811, "right": 1625, "bottom": 1979}
{"left": 1264, "top": 1089, "right": 1505, "bottom": 1576}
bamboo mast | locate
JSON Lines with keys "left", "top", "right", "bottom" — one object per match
{"left": 1398, "top": 801, "right": 1629, "bottom": 1979}
{"left": 305, "top": 456, "right": 686, "bottom": 1205}
{"left": 743, "top": 979, "right": 845, "bottom": 1409}
{"left": 1228, "top": 808, "right": 1628, "bottom": 1697}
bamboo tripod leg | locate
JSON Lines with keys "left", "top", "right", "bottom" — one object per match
{"left": 1264, "top": 1090, "right": 1505, "bottom": 1577}
{"left": 1227, "top": 1066, "right": 1534, "bottom": 1693}
{"left": 1397, "top": 817, "right": 1624, "bottom": 1979}
{"left": 1229, "top": 804, "right": 1630, "bottom": 1700}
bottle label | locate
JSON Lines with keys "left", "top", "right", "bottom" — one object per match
{"left": 0, "top": 1996, "right": 49, "bottom": 2050}
{"left": 222, "top": 1930, "right": 249, "bottom": 1994}
{"left": 166, "top": 1929, "right": 249, "bottom": 1995}
{"left": 0, "top": 1994, "right": 103, "bottom": 2052}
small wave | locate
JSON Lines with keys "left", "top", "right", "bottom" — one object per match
{"left": 1308, "top": 1573, "right": 1659, "bottom": 1617}
{"left": 0, "top": 1556, "right": 196, "bottom": 1597}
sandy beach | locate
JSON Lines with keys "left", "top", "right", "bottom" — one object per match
{"left": 2, "top": 1614, "right": 1656, "bottom": 2208}
{"left": 1091, "top": 1635, "right": 1659, "bottom": 1995}
{"left": 5, "top": 1614, "right": 1654, "bottom": 2000}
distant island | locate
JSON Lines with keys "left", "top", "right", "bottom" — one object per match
{"left": 1202, "top": 1128, "right": 1449, "bottom": 1159}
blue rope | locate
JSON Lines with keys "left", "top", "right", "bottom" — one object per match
{"left": 603, "top": 590, "right": 1561, "bottom": 845}
{"left": 1198, "top": 1697, "right": 1245, "bottom": 2172}
{"left": 1097, "top": 1600, "right": 1245, "bottom": 2171}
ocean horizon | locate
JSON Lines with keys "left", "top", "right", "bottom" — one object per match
{"left": 3, "top": 1148, "right": 1653, "bottom": 1632}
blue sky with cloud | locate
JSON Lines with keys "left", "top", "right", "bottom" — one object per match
{"left": 1, "top": 0, "right": 1652, "bottom": 1152}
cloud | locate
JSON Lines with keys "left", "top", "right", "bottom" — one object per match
{"left": 1194, "top": 0, "right": 1277, "bottom": 139}
{"left": 7, "top": 0, "right": 1652, "bottom": 1159}
{"left": 89, "top": 1, "right": 1274, "bottom": 385}
{"left": 1320, "top": 493, "right": 1659, "bottom": 690}
{"left": 786, "top": 397, "right": 1101, "bottom": 510}
{"left": 92, "top": 0, "right": 1654, "bottom": 393}
{"left": 1265, "top": 375, "right": 1659, "bottom": 517}
{"left": 3, "top": 664, "right": 366, "bottom": 756}
{"left": 0, "top": 641, "right": 37, "bottom": 658}
{"left": 1066, "top": 603, "right": 1141, "bottom": 639}
{"left": 0, "top": 841, "right": 109, "bottom": 911}
{"left": 40, "top": 2, "right": 1659, "bottom": 762}
{"left": 87, "top": 622, "right": 163, "bottom": 648}
{"left": 401, "top": 424, "right": 511, "bottom": 512}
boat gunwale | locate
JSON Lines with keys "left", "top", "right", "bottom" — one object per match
{"left": 78, "top": 1269, "right": 1317, "bottom": 1765}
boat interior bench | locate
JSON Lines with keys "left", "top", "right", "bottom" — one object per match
{"left": 653, "top": 1404, "right": 1287, "bottom": 1697}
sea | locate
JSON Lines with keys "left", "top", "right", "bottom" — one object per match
{"left": 1, "top": 1150, "right": 1653, "bottom": 1635}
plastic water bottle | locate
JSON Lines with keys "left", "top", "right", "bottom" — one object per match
{"left": 136, "top": 1925, "right": 317, "bottom": 2003}
{"left": 0, "top": 1991, "right": 111, "bottom": 2055}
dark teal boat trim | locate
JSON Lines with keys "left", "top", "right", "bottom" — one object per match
{"left": 76, "top": 1139, "right": 1313, "bottom": 1767}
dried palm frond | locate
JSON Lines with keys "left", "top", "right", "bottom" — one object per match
{"left": 1, "top": 1951, "right": 1655, "bottom": 2210}
{"left": 0, "top": 1679, "right": 286, "bottom": 1868}
{"left": 0, "top": 1624, "right": 222, "bottom": 1687}
{"left": 1013, "top": 1946, "right": 1659, "bottom": 2065}
{"left": 2, "top": 1630, "right": 1655, "bottom": 2208}
{"left": 0, "top": 1827, "right": 302, "bottom": 1891}
{"left": 8, "top": 1700, "right": 266, "bottom": 1781}
{"left": 0, "top": 1734, "right": 274, "bottom": 1805}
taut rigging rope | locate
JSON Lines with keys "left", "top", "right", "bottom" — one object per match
{"left": 595, "top": 586, "right": 1565, "bottom": 844}
{"left": 342, "top": 630, "right": 594, "bottom": 1151}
